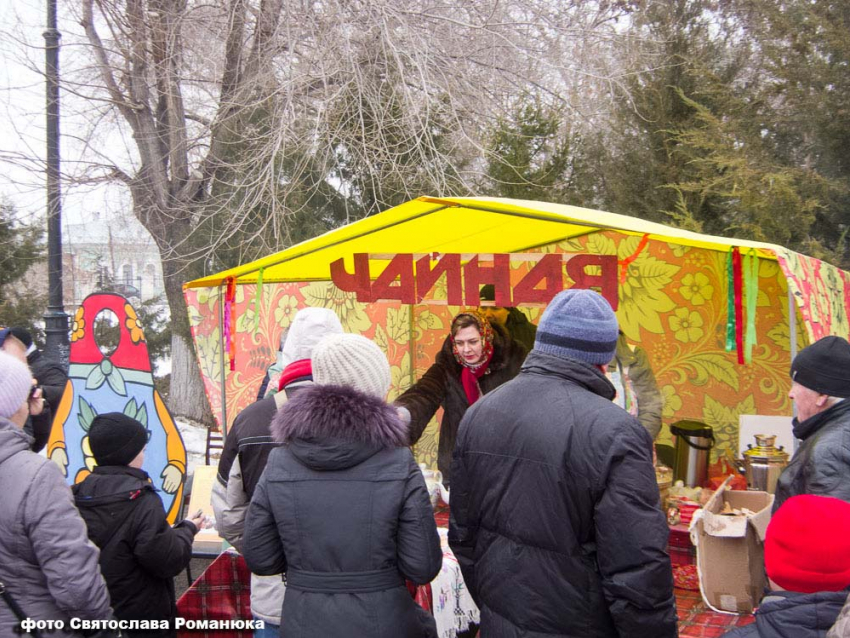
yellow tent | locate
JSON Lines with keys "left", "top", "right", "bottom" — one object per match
{"left": 186, "top": 196, "right": 783, "bottom": 287}
{"left": 184, "top": 196, "right": 850, "bottom": 465}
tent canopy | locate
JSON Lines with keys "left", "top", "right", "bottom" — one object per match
{"left": 185, "top": 195, "right": 850, "bottom": 462}
{"left": 185, "top": 196, "right": 782, "bottom": 289}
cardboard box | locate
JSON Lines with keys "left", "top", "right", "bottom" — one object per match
{"left": 691, "top": 484, "right": 774, "bottom": 614}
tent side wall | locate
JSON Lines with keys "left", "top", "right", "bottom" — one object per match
{"left": 186, "top": 229, "right": 816, "bottom": 464}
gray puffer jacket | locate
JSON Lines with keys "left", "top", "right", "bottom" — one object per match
{"left": 722, "top": 590, "right": 848, "bottom": 638}
{"left": 774, "top": 400, "right": 850, "bottom": 513}
{"left": 449, "top": 351, "right": 677, "bottom": 638}
{"left": 0, "top": 417, "right": 111, "bottom": 636}
{"left": 243, "top": 384, "right": 442, "bottom": 638}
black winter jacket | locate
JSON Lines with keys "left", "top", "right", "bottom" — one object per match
{"left": 73, "top": 466, "right": 197, "bottom": 637}
{"left": 395, "top": 323, "right": 526, "bottom": 484}
{"left": 503, "top": 308, "right": 537, "bottom": 353}
{"left": 774, "top": 400, "right": 850, "bottom": 512}
{"left": 243, "top": 384, "right": 442, "bottom": 638}
{"left": 218, "top": 393, "right": 280, "bottom": 500}
{"left": 449, "top": 350, "right": 677, "bottom": 638}
{"left": 722, "top": 590, "right": 848, "bottom": 638}
{"left": 27, "top": 348, "right": 68, "bottom": 415}
{"left": 24, "top": 349, "right": 67, "bottom": 452}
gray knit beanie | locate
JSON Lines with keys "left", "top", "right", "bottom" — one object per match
{"left": 534, "top": 289, "right": 619, "bottom": 365}
{"left": 312, "top": 333, "right": 391, "bottom": 399}
{"left": 0, "top": 351, "right": 34, "bottom": 419}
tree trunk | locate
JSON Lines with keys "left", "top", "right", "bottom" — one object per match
{"left": 169, "top": 332, "right": 213, "bottom": 425}
{"left": 156, "top": 228, "right": 214, "bottom": 425}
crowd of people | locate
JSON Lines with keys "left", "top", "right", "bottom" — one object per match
{"left": 3, "top": 287, "right": 850, "bottom": 638}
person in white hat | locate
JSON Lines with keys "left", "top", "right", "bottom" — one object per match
{"left": 243, "top": 333, "right": 441, "bottom": 638}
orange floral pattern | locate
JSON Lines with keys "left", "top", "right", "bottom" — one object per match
{"left": 125, "top": 304, "right": 146, "bottom": 344}
{"left": 71, "top": 307, "right": 86, "bottom": 342}
{"left": 186, "top": 232, "right": 848, "bottom": 466}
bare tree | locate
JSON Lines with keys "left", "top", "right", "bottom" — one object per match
{"left": 15, "top": 0, "right": 638, "bottom": 421}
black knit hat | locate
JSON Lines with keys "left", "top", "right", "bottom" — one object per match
{"left": 89, "top": 412, "right": 149, "bottom": 466}
{"left": 9, "top": 327, "right": 33, "bottom": 349}
{"left": 479, "top": 284, "right": 496, "bottom": 302}
{"left": 790, "top": 336, "right": 850, "bottom": 398}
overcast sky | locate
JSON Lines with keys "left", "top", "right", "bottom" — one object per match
{"left": 0, "top": 0, "right": 136, "bottom": 231}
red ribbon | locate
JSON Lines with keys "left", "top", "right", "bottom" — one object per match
{"left": 224, "top": 277, "right": 237, "bottom": 371}
{"left": 732, "top": 248, "right": 744, "bottom": 365}
{"left": 620, "top": 234, "right": 651, "bottom": 284}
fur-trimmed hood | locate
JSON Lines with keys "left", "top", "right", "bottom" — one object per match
{"left": 272, "top": 384, "right": 408, "bottom": 449}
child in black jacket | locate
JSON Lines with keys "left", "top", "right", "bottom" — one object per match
{"left": 73, "top": 413, "right": 204, "bottom": 638}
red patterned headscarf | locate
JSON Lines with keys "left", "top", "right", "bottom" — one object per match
{"left": 450, "top": 311, "right": 495, "bottom": 405}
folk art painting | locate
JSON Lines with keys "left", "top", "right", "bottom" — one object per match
{"left": 48, "top": 293, "right": 187, "bottom": 524}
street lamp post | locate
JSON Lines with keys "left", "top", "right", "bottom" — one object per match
{"left": 43, "top": 0, "right": 70, "bottom": 366}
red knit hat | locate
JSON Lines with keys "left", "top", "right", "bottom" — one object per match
{"left": 766, "top": 495, "right": 850, "bottom": 593}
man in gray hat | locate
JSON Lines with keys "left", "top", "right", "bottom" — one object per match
{"left": 774, "top": 335, "right": 850, "bottom": 512}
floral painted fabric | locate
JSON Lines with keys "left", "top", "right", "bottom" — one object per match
{"left": 186, "top": 230, "right": 848, "bottom": 465}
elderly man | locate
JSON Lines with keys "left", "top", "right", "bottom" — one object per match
{"left": 773, "top": 336, "right": 850, "bottom": 512}
{"left": 449, "top": 289, "right": 677, "bottom": 638}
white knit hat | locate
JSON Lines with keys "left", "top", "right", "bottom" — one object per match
{"left": 280, "top": 307, "right": 344, "bottom": 366}
{"left": 312, "top": 333, "right": 391, "bottom": 399}
{"left": 0, "top": 351, "right": 33, "bottom": 419}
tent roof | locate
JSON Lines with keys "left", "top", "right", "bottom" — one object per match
{"left": 185, "top": 196, "right": 785, "bottom": 289}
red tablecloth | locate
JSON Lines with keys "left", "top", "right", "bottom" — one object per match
{"left": 176, "top": 552, "right": 252, "bottom": 638}
{"left": 176, "top": 513, "right": 754, "bottom": 638}
{"left": 421, "top": 511, "right": 755, "bottom": 636}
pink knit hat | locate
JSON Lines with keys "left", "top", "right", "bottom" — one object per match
{"left": 0, "top": 351, "right": 33, "bottom": 419}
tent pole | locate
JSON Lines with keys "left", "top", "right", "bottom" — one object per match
{"left": 788, "top": 285, "right": 798, "bottom": 453}
{"left": 408, "top": 303, "right": 416, "bottom": 389}
{"left": 218, "top": 285, "right": 228, "bottom": 436}
{"left": 407, "top": 302, "right": 417, "bottom": 461}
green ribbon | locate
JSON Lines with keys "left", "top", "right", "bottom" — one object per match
{"left": 744, "top": 249, "right": 759, "bottom": 363}
{"left": 725, "top": 250, "right": 736, "bottom": 352}
{"left": 254, "top": 267, "right": 264, "bottom": 332}
{"left": 85, "top": 359, "right": 128, "bottom": 396}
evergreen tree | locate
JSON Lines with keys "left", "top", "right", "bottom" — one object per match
{"left": 733, "top": 0, "right": 850, "bottom": 264}
{"left": 485, "top": 97, "right": 591, "bottom": 205}
{"left": 0, "top": 200, "right": 46, "bottom": 342}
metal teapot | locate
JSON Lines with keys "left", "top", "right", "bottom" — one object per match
{"left": 743, "top": 434, "right": 789, "bottom": 494}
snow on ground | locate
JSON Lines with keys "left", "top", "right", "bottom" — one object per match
{"left": 175, "top": 417, "right": 213, "bottom": 478}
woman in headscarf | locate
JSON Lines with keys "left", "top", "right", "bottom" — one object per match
{"left": 243, "top": 334, "right": 441, "bottom": 638}
{"left": 395, "top": 311, "right": 526, "bottom": 485}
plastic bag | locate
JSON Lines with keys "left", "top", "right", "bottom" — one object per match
{"left": 706, "top": 451, "right": 747, "bottom": 491}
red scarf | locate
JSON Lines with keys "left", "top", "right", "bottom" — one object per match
{"left": 451, "top": 312, "right": 495, "bottom": 405}
{"left": 459, "top": 349, "right": 494, "bottom": 405}
{"left": 278, "top": 358, "right": 313, "bottom": 391}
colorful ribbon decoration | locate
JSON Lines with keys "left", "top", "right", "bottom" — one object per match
{"left": 620, "top": 234, "right": 651, "bottom": 284}
{"left": 254, "top": 267, "right": 264, "bottom": 332}
{"left": 725, "top": 250, "right": 735, "bottom": 353}
{"left": 732, "top": 247, "right": 744, "bottom": 365}
{"left": 223, "top": 277, "right": 237, "bottom": 371}
{"left": 744, "top": 250, "right": 759, "bottom": 363}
